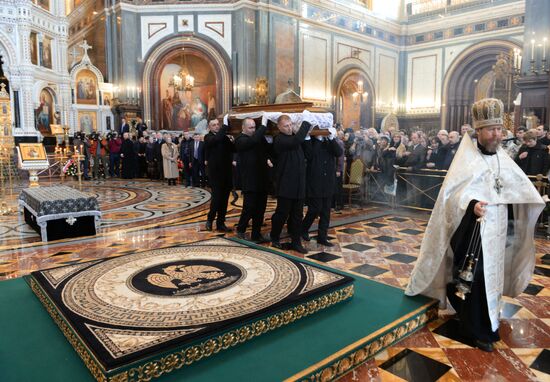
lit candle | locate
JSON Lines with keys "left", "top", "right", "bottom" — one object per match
{"left": 531, "top": 39, "right": 535, "bottom": 60}
{"left": 544, "top": 37, "right": 547, "bottom": 60}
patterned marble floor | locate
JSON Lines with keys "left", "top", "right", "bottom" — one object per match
{"left": 0, "top": 181, "right": 548, "bottom": 381}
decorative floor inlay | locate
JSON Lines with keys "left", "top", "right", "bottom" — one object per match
{"left": 0, "top": 184, "right": 548, "bottom": 382}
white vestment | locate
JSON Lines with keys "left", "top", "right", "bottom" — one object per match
{"left": 406, "top": 135, "right": 544, "bottom": 331}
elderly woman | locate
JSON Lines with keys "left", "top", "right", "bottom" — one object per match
{"left": 161, "top": 134, "right": 179, "bottom": 185}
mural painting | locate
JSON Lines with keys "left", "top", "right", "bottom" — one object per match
{"left": 78, "top": 111, "right": 96, "bottom": 134}
{"left": 41, "top": 36, "right": 52, "bottom": 69}
{"left": 35, "top": 89, "right": 54, "bottom": 134}
{"left": 158, "top": 53, "right": 217, "bottom": 132}
{"left": 76, "top": 69, "right": 98, "bottom": 105}
{"left": 30, "top": 32, "right": 38, "bottom": 65}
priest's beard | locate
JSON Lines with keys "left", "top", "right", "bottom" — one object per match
{"left": 479, "top": 137, "right": 502, "bottom": 153}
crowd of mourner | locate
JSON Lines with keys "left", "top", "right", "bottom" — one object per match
{"left": 65, "top": 113, "right": 550, "bottom": 252}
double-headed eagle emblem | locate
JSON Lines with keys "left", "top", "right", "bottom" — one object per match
{"left": 147, "top": 265, "right": 225, "bottom": 289}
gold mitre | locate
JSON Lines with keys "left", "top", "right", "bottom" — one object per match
{"left": 471, "top": 98, "right": 504, "bottom": 129}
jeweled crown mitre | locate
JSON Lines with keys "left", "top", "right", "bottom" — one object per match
{"left": 471, "top": 98, "right": 504, "bottom": 129}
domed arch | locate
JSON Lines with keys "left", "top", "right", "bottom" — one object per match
{"left": 333, "top": 65, "right": 376, "bottom": 129}
{"left": 142, "top": 34, "right": 232, "bottom": 130}
{"left": 441, "top": 39, "right": 521, "bottom": 131}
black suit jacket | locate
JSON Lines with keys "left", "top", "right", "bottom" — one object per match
{"left": 190, "top": 140, "right": 204, "bottom": 163}
{"left": 404, "top": 144, "right": 427, "bottom": 170}
{"left": 303, "top": 137, "right": 343, "bottom": 198}
{"left": 235, "top": 125, "right": 269, "bottom": 193}
{"left": 120, "top": 123, "right": 130, "bottom": 135}
{"left": 272, "top": 122, "right": 310, "bottom": 199}
{"left": 204, "top": 125, "right": 234, "bottom": 187}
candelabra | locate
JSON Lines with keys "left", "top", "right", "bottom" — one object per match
{"left": 528, "top": 37, "right": 550, "bottom": 75}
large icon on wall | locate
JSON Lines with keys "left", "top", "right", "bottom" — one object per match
{"left": 35, "top": 88, "right": 54, "bottom": 135}
{"left": 30, "top": 32, "right": 38, "bottom": 65}
{"left": 41, "top": 36, "right": 52, "bottom": 69}
{"left": 76, "top": 69, "right": 98, "bottom": 105}
{"left": 78, "top": 110, "right": 97, "bottom": 134}
{"left": 158, "top": 52, "right": 217, "bottom": 132}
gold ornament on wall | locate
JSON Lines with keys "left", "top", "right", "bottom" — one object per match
{"left": 254, "top": 77, "right": 269, "bottom": 105}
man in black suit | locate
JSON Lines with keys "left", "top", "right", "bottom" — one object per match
{"left": 235, "top": 114, "right": 270, "bottom": 243}
{"left": 120, "top": 118, "right": 130, "bottom": 135}
{"left": 136, "top": 117, "right": 147, "bottom": 138}
{"left": 269, "top": 112, "right": 312, "bottom": 254}
{"left": 190, "top": 132, "right": 205, "bottom": 187}
{"left": 179, "top": 131, "right": 193, "bottom": 187}
{"left": 153, "top": 132, "right": 164, "bottom": 180}
{"left": 301, "top": 127, "right": 342, "bottom": 247}
{"left": 402, "top": 131, "right": 427, "bottom": 206}
{"left": 402, "top": 131, "right": 427, "bottom": 170}
{"left": 204, "top": 116, "right": 234, "bottom": 232}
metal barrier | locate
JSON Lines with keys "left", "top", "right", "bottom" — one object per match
{"left": 364, "top": 167, "right": 549, "bottom": 237}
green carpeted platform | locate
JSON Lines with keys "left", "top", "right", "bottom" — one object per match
{"left": 0, "top": 244, "right": 436, "bottom": 382}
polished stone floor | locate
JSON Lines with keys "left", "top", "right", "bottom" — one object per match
{"left": 0, "top": 179, "right": 548, "bottom": 381}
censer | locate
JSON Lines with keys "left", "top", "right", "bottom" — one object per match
{"left": 455, "top": 218, "right": 484, "bottom": 300}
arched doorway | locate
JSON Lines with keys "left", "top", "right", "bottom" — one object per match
{"left": 442, "top": 40, "right": 521, "bottom": 131}
{"left": 335, "top": 69, "right": 375, "bottom": 130}
{"left": 143, "top": 35, "right": 231, "bottom": 131}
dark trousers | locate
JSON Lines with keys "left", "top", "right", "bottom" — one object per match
{"left": 207, "top": 185, "right": 231, "bottom": 225}
{"left": 270, "top": 196, "right": 303, "bottom": 245}
{"left": 237, "top": 191, "right": 268, "bottom": 237}
{"left": 302, "top": 196, "right": 331, "bottom": 240}
{"left": 182, "top": 159, "right": 191, "bottom": 186}
{"left": 156, "top": 158, "right": 163, "bottom": 180}
{"left": 109, "top": 153, "right": 120, "bottom": 177}
{"left": 447, "top": 251, "right": 500, "bottom": 343}
{"left": 192, "top": 158, "right": 204, "bottom": 187}
{"left": 333, "top": 175, "right": 344, "bottom": 209}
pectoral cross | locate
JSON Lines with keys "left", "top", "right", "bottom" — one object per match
{"left": 494, "top": 176, "right": 503, "bottom": 195}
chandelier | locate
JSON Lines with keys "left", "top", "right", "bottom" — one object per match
{"left": 168, "top": 49, "right": 194, "bottom": 91}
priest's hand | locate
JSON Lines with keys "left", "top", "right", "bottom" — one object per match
{"left": 474, "top": 201, "right": 488, "bottom": 217}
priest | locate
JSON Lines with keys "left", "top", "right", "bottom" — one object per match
{"left": 406, "top": 98, "right": 545, "bottom": 352}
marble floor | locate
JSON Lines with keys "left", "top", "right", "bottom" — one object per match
{"left": 0, "top": 179, "right": 548, "bottom": 381}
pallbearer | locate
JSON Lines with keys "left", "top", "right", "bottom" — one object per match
{"left": 406, "top": 98, "right": 544, "bottom": 352}
{"left": 270, "top": 111, "right": 313, "bottom": 254}
{"left": 235, "top": 113, "right": 271, "bottom": 243}
{"left": 204, "top": 116, "right": 234, "bottom": 232}
{"left": 301, "top": 126, "right": 342, "bottom": 247}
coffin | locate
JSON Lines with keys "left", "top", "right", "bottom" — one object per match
{"left": 224, "top": 102, "right": 331, "bottom": 136}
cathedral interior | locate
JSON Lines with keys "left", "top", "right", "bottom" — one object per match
{"left": 0, "top": 0, "right": 549, "bottom": 381}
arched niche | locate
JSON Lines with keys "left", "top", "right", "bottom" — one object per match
{"left": 441, "top": 39, "right": 521, "bottom": 131}
{"left": 334, "top": 67, "right": 375, "bottom": 130}
{"left": 142, "top": 34, "right": 231, "bottom": 131}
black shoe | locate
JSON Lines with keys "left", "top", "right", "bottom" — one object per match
{"left": 204, "top": 221, "right": 213, "bottom": 231}
{"left": 217, "top": 224, "right": 232, "bottom": 232}
{"left": 251, "top": 234, "right": 270, "bottom": 244}
{"left": 236, "top": 231, "right": 246, "bottom": 240}
{"left": 474, "top": 339, "right": 494, "bottom": 352}
{"left": 317, "top": 239, "right": 334, "bottom": 247}
{"left": 271, "top": 241, "right": 283, "bottom": 249}
{"left": 290, "top": 244, "right": 308, "bottom": 254}
{"left": 301, "top": 233, "right": 311, "bottom": 242}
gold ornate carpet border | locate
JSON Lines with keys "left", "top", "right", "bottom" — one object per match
{"left": 28, "top": 276, "right": 354, "bottom": 382}
{"left": 288, "top": 301, "right": 439, "bottom": 382}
